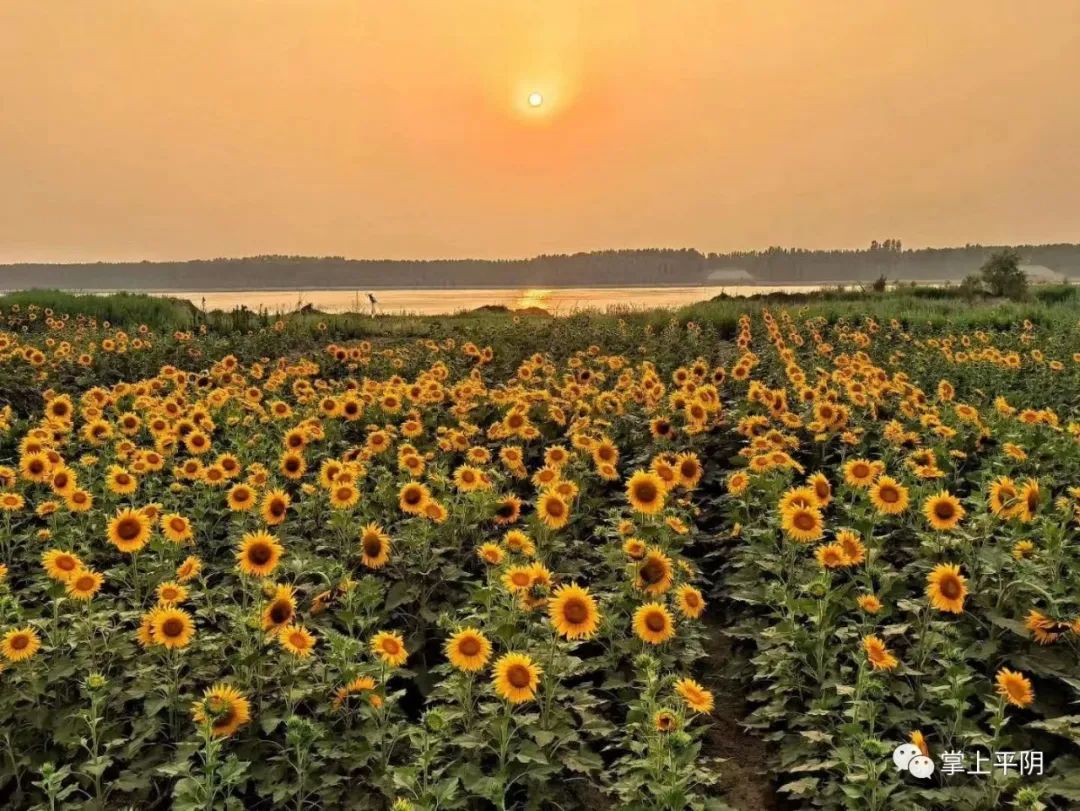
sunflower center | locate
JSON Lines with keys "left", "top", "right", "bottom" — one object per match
{"left": 506, "top": 664, "right": 531, "bottom": 688}
{"left": 76, "top": 576, "right": 95, "bottom": 590}
{"left": 363, "top": 537, "right": 383, "bottom": 557}
{"left": 545, "top": 500, "right": 565, "bottom": 518}
{"left": 458, "top": 637, "right": 481, "bottom": 656}
{"left": 879, "top": 486, "right": 899, "bottom": 503}
{"left": 58, "top": 556, "right": 76, "bottom": 571}
{"left": 170, "top": 518, "right": 186, "bottom": 532}
{"left": 939, "top": 578, "right": 961, "bottom": 599}
{"left": 934, "top": 502, "right": 955, "bottom": 520}
{"left": 117, "top": 519, "right": 141, "bottom": 541}
{"left": 562, "top": 599, "right": 588, "bottom": 625}
{"left": 794, "top": 512, "right": 816, "bottom": 531}
{"left": 248, "top": 544, "right": 272, "bottom": 565}
{"left": 382, "top": 639, "right": 400, "bottom": 655}
{"left": 634, "top": 482, "right": 658, "bottom": 503}
{"left": 640, "top": 559, "right": 666, "bottom": 584}
{"left": 162, "top": 618, "right": 184, "bottom": 637}
{"left": 645, "top": 612, "right": 667, "bottom": 632}
{"left": 10, "top": 634, "right": 28, "bottom": 650}
{"left": 270, "top": 601, "right": 292, "bottom": 623}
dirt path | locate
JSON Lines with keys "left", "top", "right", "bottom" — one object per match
{"left": 699, "top": 618, "right": 780, "bottom": 810}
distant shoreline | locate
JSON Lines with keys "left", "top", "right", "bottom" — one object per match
{"left": 0, "top": 280, "right": 958, "bottom": 295}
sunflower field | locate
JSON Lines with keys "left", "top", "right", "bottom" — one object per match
{"left": 0, "top": 294, "right": 1079, "bottom": 810}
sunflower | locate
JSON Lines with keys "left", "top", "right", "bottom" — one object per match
{"left": 815, "top": 543, "right": 848, "bottom": 569}
{"left": 1017, "top": 479, "right": 1040, "bottom": 522}
{"left": 675, "top": 453, "right": 703, "bottom": 489}
{"left": 654, "top": 709, "right": 679, "bottom": 732}
{"left": 502, "top": 565, "right": 534, "bottom": 593}
{"left": 452, "top": 465, "right": 487, "bottom": 493}
{"left": 726, "top": 471, "right": 750, "bottom": 495}
{"left": 398, "top": 482, "right": 430, "bottom": 515}
{"left": 156, "top": 581, "right": 188, "bottom": 605}
{"left": 226, "top": 483, "right": 256, "bottom": 512}
{"left": 778, "top": 486, "right": 819, "bottom": 512}
{"left": 0, "top": 492, "right": 25, "bottom": 512}
{"left": 1025, "top": 610, "right": 1072, "bottom": 645}
{"left": 780, "top": 504, "right": 824, "bottom": 543}
{"left": 279, "top": 451, "right": 307, "bottom": 480}
{"left": 869, "top": 476, "right": 909, "bottom": 515}
{"left": 371, "top": 631, "right": 408, "bottom": 667}
{"left": 477, "top": 543, "right": 505, "bottom": 565}
{"left": 326, "top": 481, "right": 359, "bottom": 510}
{"left": 42, "top": 548, "right": 83, "bottom": 582}
{"left": 105, "top": 466, "right": 138, "bottom": 495}
{"left": 857, "top": 594, "right": 883, "bottom": 614}
{"left": 674, "top": 677, "right": 714, "bottom": 713}
{"left": 650, "top": 417, "right": 675, "bottom": 440}
{"left": 191, "top": 683, "right": 251, "bottom": 737}
{"left": 842, "top": 458, "right": 877, "bottom": 488}
{"left": 262, "top": 584, "right": 297, "bottom": 633}
{"left": 922, "top": 491, "right": 965, "bottom": 531}
{"left": 332, "top": 675, "right": 380, "bottom": 709}
{"left": 280, "top": 624, "right": 317, "bottom": 657}
{"left": 1, "top": 626, "right": 41, "bottom": 662}
{"left": 626, "top": 470, "right": 666, "bottom": 515}
{"left": 633, "top": 602, "right": 675, "bottom": 645}
{"left": 236, "top": 531, "right": 284, "bottom": 578}
{"left": 926, "top": 563, "right": 967, "bottom": 613}
{"left": 176, "top": 555, "right": 203, "bottom": 583}
{"left": 675, "top": 584, "right": 705, "bottom": 619}
{"left": 65, "top": 489, "right": 93, "bottom": 512}
{"left": 493, "top": 496, "right": 522, "bottom": 526}
{"left": 107, "top": 508, "right": 152, "bottom": 554}
{"left": 995, "top": 668, "right": 1034, "bottom": 707}
{"left": 445, "top": 628, "right": 492, "bottom": 672}
{"left": 536, "top": 490, "right": 570, "bottom": 530}
{"left": 49, "top": 465, "right": 76, "bottom": 496}
{"left": 492, "top": 652, "right": 542, "bottom": 703}
{"left": 807, "top": 472, "right": 832, "bottom": 506}
{"left": 359, "top": 523, "right": 392, "bottom": 569}
{"left": 988, "top": 476, "right": 1020, "bottom": 517}
{"left": 548, "top": 584, "right": 601, "bottom": 640}
{"left": 835, "top": 530, "right": 866, "bottom": 565}
{"left": 1012, "top": 539, "right": 1036, "bottom": 560}
{"left": 148, "top": 607, "right": 195, "bottom": 649}
{"left": 161, "top": 513, "right": 193, "bottom": 544}
{"left": 66, "top": 568, "right": 104, "bottom": 601}
{"left": 635, "top": 548, "right": 674, "bottom": 595}
{"left": 19, "top": 451, "right": 52, "bottom": 483}
{"left": 424, "top": 501, "right": 448, "bottom": 523}
{"left": 502, "top": 530, "right": 535, "bottom": 556}
{"left": 863, "top": 635, "right": 898, "bottom": 671}
{"left": 261, "top": 489, "right": 291, "bottom": 525}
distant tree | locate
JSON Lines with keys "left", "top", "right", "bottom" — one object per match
{"left": 959, "top": 274, "right": 984, "bottom": 301}
{"left": 871, "top": 274, "right": 888, "bottom": 292}
{"left": 979, "top": 249, "right": 1028, "bottom": 300}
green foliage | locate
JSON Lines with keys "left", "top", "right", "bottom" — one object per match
{"left": 979, "top": 250, "right": 1029, "bottom": 300}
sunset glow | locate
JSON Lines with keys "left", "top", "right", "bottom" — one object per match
{"left": 1, "top": 1, "right": 1079, "bottom": 263}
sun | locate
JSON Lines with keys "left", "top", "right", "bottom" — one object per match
{"left": 527, "top": 92, "right": 544, "bottom": 108}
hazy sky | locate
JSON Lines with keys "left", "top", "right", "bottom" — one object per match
{"left": 2, "top": 1, "right": 1079, "bottom": 263}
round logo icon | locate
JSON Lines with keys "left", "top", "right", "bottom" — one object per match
{"left": 908, "top": 755, "right": 936, "bottom": 779}
{"left": 893, "top": 743, "right": 921, "bottom": 772}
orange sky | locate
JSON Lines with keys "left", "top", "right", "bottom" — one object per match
{"left": 2, "top": 1, "right": 1079, "bottom": 263}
